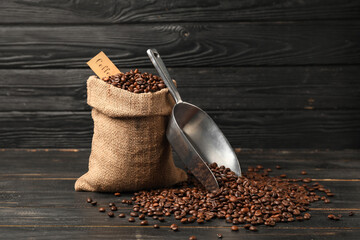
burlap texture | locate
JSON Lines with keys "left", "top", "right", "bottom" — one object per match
{"left": 75, "top": 76, "right": 187, "bottom": 192}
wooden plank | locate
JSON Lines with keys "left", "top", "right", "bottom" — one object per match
{"left": 1, "top": 181, "right": 359, "bottom": 208}
{"left": 0, "top": 22, "right": 359, "bottom": 68}
{"left": 0, "top": 149, "right": 359, "bottom": 179}
{"left": 0, "top": 67, "right": 359, "bottom": 111}
{"left": 0, "top": 0, "right": 359, "bottom": 23}
{"left": 0, "top": 226, "right": 357, "bottom": 240}
{"left": 0, "top": 110, "right": 358, "bottom": 149}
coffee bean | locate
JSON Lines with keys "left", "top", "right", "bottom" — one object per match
{"left": 158, "top": 217, "right": 165, "bottom": 222}
{"left": 249, "top": 226, "right": 257, "bottom": 231}
{"left": 99, "top": 207, "right": 105, "bottom": 212}
{"left": 231, "top": 226, "right": 239, "bottom": 231}
{"left": 114, "top": 192, "right": 121, "bottom": 196}
{"left": 153, "top": 224, "right": 160, "bottom": 228}
{"left": 108, "top": 212, "right": 114, "bottom": 217}
{"left": 189, "top": 236, "right": 197, "bottom": 240}
{"left": 170, "top": 224, "right": 178, "bottom": 231}
{"left": 180, "top": 218, "right": 188, "bottom": 224}
{"left": 118, "top": 213, "right": 125, "bottom": 218}
{"left": 276, "top": 165, "right": 281, "bottom": 169}
{"left": 91, "top": 201, "right": 97, "bottom": 206}
{"left": 304, "top": 213, "right": 311, "bottom": 220}
{"left": 349, "top": 212, "right": 354, "bottom": 216}
{"left": 140, "top": 220, "right": 148, "bottom": 225}
{"left": 217, "top": 233, "right": 223, "bottom": 238}
{"left": 139, "top": 214, "right": 146, "bottom": 220}
{"left": 86, "top": 198, "right": 92, "bottom": 203}
{"left": 130, "top": 212, "right": 139, "bottom": 217}
{"left": 128, "top": 217, "right": 135, "bottom": 222}
{"left": 280, "top": 174, "right": 287, "bottom": 178}
{"left": 110, "top": 206, "right": 117, "bottom": 211}
{"left": 301, "top": 171, "right": 307, "bottom": 175}
{"left": 302, "top": 178, "right": 312, "bottom": 183}
{"left": 109, "top": 203, "right": 115, "bottom": 207}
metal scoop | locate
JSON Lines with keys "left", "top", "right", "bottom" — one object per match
{"left": 147, "top": 49, "right": 241, "bottom": 191}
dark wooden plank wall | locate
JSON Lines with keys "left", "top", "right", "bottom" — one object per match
{"left": 0, "top": 0, "right": 359, "bottom": 149}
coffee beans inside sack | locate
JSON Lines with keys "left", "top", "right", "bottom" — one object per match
{"left": 75, "top": 70, "right": 187, "bottom": 192}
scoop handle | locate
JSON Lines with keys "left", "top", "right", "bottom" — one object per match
{"left": 147, "top": 49, "right": 182, "bottom": 104}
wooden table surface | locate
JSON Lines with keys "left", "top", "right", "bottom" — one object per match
{"left": 0, "top": 149, "right": 359, "bottom": 239}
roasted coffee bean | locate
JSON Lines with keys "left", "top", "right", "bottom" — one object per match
{"left": 118, "top": 213, "right": 125, "bottom": 218}
{"left": 158, "top": 217, "right": 165, "bottom": 222}
{"left": 99, "top": 207, "right": 105, "bottom": 212}
{"left": 231, "top": 226, "right": 239, "bottom": 231}
{"left": 180, "top": 218, "right": 188, "bottom": 224}
{"left": 189, "top": 236, "right": 197, "bottom": 240}
{"left": 302, "top": 178, "right": 312, "bottom": 183}
{"left": 108, "top": 212, "right": 114, "bottom": 217}
{"left": 114, "top": 192, "right": 121, "bottom": 196}
{"left": 217, "top": 233, "right": 223, "bottom": 238}
{"left": 110, "top": 206, "right": 117, "bottom": 211}
{"left": 301, "top": 171, "right": 307, "bottom": 175}
{"left": 86, "top": 198, "right": 92, "bottom": 203}
{"left": 349, "top": 212, "right": 354, "bottom": 216}
{"left": 170, "top": 224, "right": 178, "bottom": 231}
{"left": 153, "top": 224, "right": 160, "bottom": 228}
{"left": 130, "top": 212, "right": 139, "bottom": 217}
{"left": 243, "top": 224, "right": 251, "bottom": 229}
{"left": 128, "top": 217, "right": 135, "bottom": 222}
{"left": 140, "top": 220, "right": 148, "bottom": 225}
{"left": 139, "top": 214, "right": 146, "bottom": 220}
{"left": 91, "top": 201, "right": 97, "bottom": 206}
{"left": 197, "top": 218, "right": 204, "bottom": 224}
{"left": 304, "top": 213, "right": 311, "bottom": 220}
{"left": 276, "top": 165, "right": 281, "bottom": 169}
{"left": 249, "top": 226, "right": 257, "bottom": 231}
{"left": 152, "top": 215, "right": 158, "bottom": 220}
{"left": 280, "top": 174, "right": 287, "bottom": 178}
{"left": 109, "top": 202, "right": 115, "bottom": 207}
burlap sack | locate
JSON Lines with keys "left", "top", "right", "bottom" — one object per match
{"left": 75, "top": 76, "right": 187, "bottom": 192}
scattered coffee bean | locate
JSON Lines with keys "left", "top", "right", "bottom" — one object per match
{"left": 108, "top": 212, "right": 114, "bottom": 217}
{"left": 128, "top": 217, "right": 135, "bottom": 222}
{"left": 158, "top": 217, "right": 165, "bottom": 222}
{"left": 249, "top": 226, "right": 257, "bottom": 231}
{"left": 231, "top": 226, "right": 239, "bottom": 231}
{"left": 140, "top": 220, "right": 148, "bottom": 225}
{"left": 170, "top": 224, "right": 178, "bottom": 231}
{"left": 189, "top": 236, "right": 197, "bottom": 240}
{"left": 110, "top": 206, "right": 117, "bottom": 211}
{"left": 114, "top": 192, "right": 121, "bottom": 196}
{"left": 130, "top": 212, "right": 139, "bottom": 217}
{"left": 139, "top": 214, "right": 146, "bottom": 220}
{"left": 86, "top": 198, "right": 92, "bottom": 203}
{"left": 301, "top": 171, "right": 307, "bottom": 175}
{"left": 276, "top": 165, "right": 281, "bottom": 169}
{"left": 243, "top": 224, "right": 251, "bottom": 229}
{"left": 304, "top": 213, "right": 311, "bottom": 220}
{"left": 99, "top": 207, "right": 105, "bottom": 212}
{"left": 217, "top": 233, "right": 223, "bottom": 238}
{"left": 349, "top": 212, "right": 354, "bottom": 216}
{"left": 280, "top": 174, "right": 287, "bottom": 178}
{"left": 302, "top": 178, "right": 312, "bottom": 183}
{"left": 118, "top": 213, "right": 125, "bottom": 218}
{"left": 180, "top": 218, "right": 188, "bottom": 224}
{"left": 153, "top": 224, "right": 160, "bottom": 228}
{"left": 91, "top": 201, "right": 97, "bottom": 206}
{"left": 328, "top": 214, "right": 341, "bottom": 220}
{"left": 109, "top": 203, "right": 115, "bottom": 207}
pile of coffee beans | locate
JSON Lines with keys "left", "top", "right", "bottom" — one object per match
{"left": 129, "top": 163, "right": 335, "bottom": 229}
{"left": 87, "top": 162, "right": 339, "bottom": 237}
{"left": 101, "top": 69, "right": 166, "bottom": 93}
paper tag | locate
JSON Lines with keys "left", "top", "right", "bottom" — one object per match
{"left": 87, "top": 51, "right": 121, "bottom": 79}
